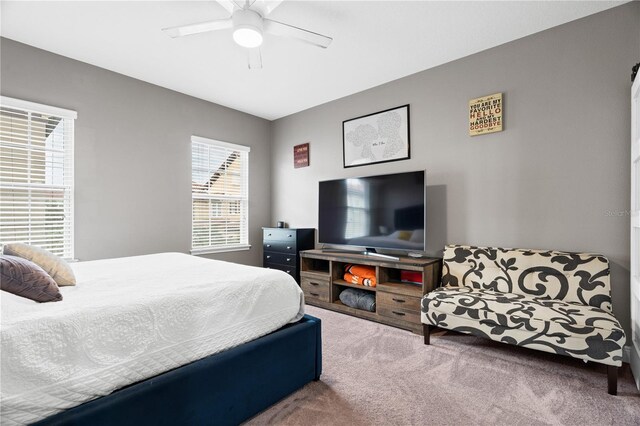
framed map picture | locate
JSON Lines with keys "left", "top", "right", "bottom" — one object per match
{"left": 343, "top": 104, "right": 410, "bottom": 168}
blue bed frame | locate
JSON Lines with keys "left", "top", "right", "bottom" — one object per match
{"left": 34, "top": 314, "right": 322, "bottom": 426}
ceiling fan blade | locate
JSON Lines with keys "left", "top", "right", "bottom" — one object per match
{"left": 215, "top": 0, "right": 240, "bottom": 15}
{"left": 252, "top": 0, "right": 284, "bottom": 15}
{"left": 248, "top": 48, "right": 263, "bottom": 69}
{"left": 162, "top": 19, "right": 232, "bottom": 38}
{"left": 263, "top": 19, "right": 332, "bottom": 48}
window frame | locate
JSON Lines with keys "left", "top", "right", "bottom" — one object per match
{"left": 190, "top": 135, "right": 251, "bottom": 255}
{"left": 0, "top": 96, "right": 76, "bottom": 259}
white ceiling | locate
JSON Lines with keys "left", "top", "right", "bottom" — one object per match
{"left": 0, "top": 1, "right": 626, "bottom": 120}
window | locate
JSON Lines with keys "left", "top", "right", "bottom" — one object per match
{"left": 191, "top": 136, "right": 250, "bottom": 254}
{"left": 0, "top": 97, "right": 76, "bottom": 259}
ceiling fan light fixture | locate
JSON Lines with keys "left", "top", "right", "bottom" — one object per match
{"left": 233, "top": 27, "right": 263, "bottom": 48}
{"left": 232, "top": 9, "right": 264, "bottom": 48}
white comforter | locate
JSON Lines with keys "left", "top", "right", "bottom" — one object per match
{"left": 0, "top": 253, "right": 304, "bottom": 425}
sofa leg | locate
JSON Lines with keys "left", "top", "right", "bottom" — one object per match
{"left": 607, "top": 365, "right": 618, "bottom": 395}
{"left": 423, "top": 324, "right": 431, "bottom": 345}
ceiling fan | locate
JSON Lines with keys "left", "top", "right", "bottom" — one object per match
{"left": 162, "top": 0, "right": 333, "bottom": 69}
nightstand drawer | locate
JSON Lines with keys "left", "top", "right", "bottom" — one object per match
{"left": 263, "top": 252, "right": 296, "bottom": 266}
{"left": 265, "top": 263, "right": 297, "bottom": 278}
{"left": 263, "top": 241, "right": 297, "bottom": 254}
{"left": 301, "top": 277, "right": 330, "bottom": 302}
{"left": 377, "top": 291, "right": 422, "bottom": 312}
{"left": 263, "top": 228, "right": 297, "bottom": 242}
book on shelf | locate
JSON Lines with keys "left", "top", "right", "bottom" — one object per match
{"left": 400, "top": 270, "right": 423, "bottom": 285}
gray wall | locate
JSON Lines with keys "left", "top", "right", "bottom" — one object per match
{"left": 271, "top": 2, "right": 640, "bottom": 335}
{"left": 1, "top": 4, "right": 638, "bottom": 335}
{"left": 0, "top": 38, "right": 272, "bottom": 266}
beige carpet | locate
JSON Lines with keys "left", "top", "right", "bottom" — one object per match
{"left": 247, "top": 305, "right": 640, "bottom": 426}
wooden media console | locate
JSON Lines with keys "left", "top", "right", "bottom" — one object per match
{"left": 299, "top": 249, "right": 441, "bottom": 335}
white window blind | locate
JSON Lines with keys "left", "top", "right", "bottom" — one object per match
{"left": 191, "top": 136, "right": 250, "bottom": 254}
{"left": 0, "top": 97, "right": 76, "bottom": 259}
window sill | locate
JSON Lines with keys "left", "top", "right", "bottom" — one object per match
{"left": 191, "top": 245, "right": 252, "bottom": 255}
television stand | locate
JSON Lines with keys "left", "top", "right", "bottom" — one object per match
{"left": 319, "top": 248, "right": 358, "bottom": 255}
{"left": 363, "top": 248, "right": 400, "bottom": 261}
{"left": 299, "top": 249, "right": 441, "bottom": 335}
{"left": 320, "top": 247, "right": 400, "bottom": 261}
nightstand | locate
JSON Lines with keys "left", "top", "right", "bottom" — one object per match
{"left": 262, "top": 228, "right": 315, "bottom": 283}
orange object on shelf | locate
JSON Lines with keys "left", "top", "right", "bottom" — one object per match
{"left": 344, "top": 272, "right": 377, "bottom": 287}
{"left": 344, "top": 264, "right": 377, "bottom": 287}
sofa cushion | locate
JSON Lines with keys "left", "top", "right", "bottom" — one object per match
{"left": 441, "top": 245, "right": 612, "bottom": 312}
{"left": 421, "top": 286, "right": 625, "bottom": 366}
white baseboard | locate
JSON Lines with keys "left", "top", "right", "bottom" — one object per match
{"left": 630, "top": 345, "right": 640, "bottom": 391}
{"left": 623, "top": 345, "right": 631, "bottom": 363}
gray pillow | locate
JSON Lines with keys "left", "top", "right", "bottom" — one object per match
{"left": 3, "top": 243, "right": 76, "bottom": 286}
{"left": 339, "top": 288, "right": 376, "bottom": 312}
{"left": 0, "top": 255, "right": 63, "bottom": 303}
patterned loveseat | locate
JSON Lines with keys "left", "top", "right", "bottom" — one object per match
{"left": 421, "top": 245, "right": 626, "bottom": 394}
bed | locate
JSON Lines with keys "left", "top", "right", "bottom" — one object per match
{"left": 0, "top": 252, "right": 321, "bottom": 425}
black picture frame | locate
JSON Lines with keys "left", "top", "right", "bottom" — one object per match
{"left": 342, "top": 104, "right": 410, "bottom": 168}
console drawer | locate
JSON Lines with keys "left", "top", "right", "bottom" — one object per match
{"left": 377, "top": 305, "right": 421, "bottom": 324}
{"left": 377, "top": 291, "right": 422, "bottom": 312}
{"left": 301, "top": 277, "right": 330, "bottom": 302}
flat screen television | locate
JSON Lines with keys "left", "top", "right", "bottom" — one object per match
{"left": 318, "top": 170, "right": 425, "bottom": 253}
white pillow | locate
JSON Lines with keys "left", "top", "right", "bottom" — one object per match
{"left": 3, "top": 243, "right": 76, "bottom": 286}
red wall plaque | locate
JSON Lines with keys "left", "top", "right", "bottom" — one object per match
{"left": 293, "top": 142, "right": 310, "bottom": 168}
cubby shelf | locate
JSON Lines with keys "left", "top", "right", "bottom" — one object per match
{"left": 377, "top": 281, "right": 423, "bottom": 298}
{"left": 333, "top": 279, "right": 377, "bottom": 292}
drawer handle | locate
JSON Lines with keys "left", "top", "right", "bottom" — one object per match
{"left": 286, "top": 258, "right": 291, "bottom": 262}
{"left": 286, "top": 246, "right": 292, "bottom": 250}
{"left": 268, "top": 233, "right": 272, "bottom": 236}
{"left": 287, "top": 270, "right": 291, "bottom": 274}
{"left": 310, "top": 292, "right": 319, "bottom": 297}
{"left": 288, "top": 234, "right": 293, "bottom": 238}
{"left": 309, "top": 282, "right": 320, "bottom": 286}
{"left": 392, "top": 311, "right": 406, "bottom": 317}
{"left": 266, "top": 255, "right": 271, "bottom": 259}
{"left": 266, "top": 244, "right": 272, "bottom": 248}
{"left": 392, "top": 298, "right": 406, "bottom": 303}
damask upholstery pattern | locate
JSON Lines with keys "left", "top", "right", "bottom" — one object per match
{"left": 441, "top": 245, "right": 612, "bottom": 311}
{"left": 421, "top": 245, "right": 625, "bottom": 366}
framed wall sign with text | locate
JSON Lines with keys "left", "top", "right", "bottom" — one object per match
{"left": 469, "top": 93, "right": 503, "bottom": 136}
{"left": 294, "top": 142, "right": 310, "bottom": 168}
